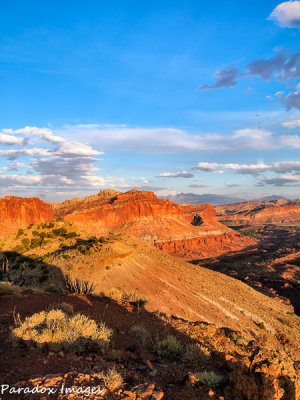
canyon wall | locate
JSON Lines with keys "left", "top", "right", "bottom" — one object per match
{"left": 0, "top": 196, "right": 53, "bottom": 236}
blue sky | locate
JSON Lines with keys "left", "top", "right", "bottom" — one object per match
{"left": 0, "top": 0, "right": 299, "bottom": 201}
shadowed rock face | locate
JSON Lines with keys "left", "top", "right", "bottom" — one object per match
{"left": 216, "top": 199, "right": 300, "bottom": 225}
{"left": 53, "top": 189, "right": 257, "bottom": 258}
{"left": 0, "top": 196, "right": 53, "bottom": 235}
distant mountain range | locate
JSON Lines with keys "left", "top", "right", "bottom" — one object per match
{"left": 160, "top": 193, "right": 289, "bottom": 205}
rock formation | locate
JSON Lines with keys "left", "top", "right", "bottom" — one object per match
{"left": 216, "top": 199, "right": 300, "bottom": 225}
{"left": 53, "top": 189, "right": 256, "bottom": 258}
{"left": 0, "top": 196, "right": 53, "bottom": 236}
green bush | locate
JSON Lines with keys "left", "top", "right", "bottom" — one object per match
{"left": 52, "top": 227, "right": 67, "bottom": 236}
{"left": 16, "top": 229, "right": 24, "bottom": 238}
{"left": 21, "top": 238, "right": 30, "bottom": 248}
{"left": 154, "top": 335, "right": 183, "bottom": 361}
{"left": 195, "top": 371, "right": 224, "bottom": 387}
{"left": 66, "top": 232, "right": 77, "bottom": 239}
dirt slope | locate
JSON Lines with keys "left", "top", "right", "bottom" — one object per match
{"left": 3, "top": 224, "right": 299, "bottom": 357}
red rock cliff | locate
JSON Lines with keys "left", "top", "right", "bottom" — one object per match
{"left": 0, "top": 196, "right": 53, "bottom": 235}
{"left": 216, "top": 200, "right": 300, "bottom": 225}
{"left": 54, "top": 189, "right": 257, "bottom": 258}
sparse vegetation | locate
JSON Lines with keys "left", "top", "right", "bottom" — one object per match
{"left": 256, "top": 321, "right": 266, "bottom": 330}
{"left": 12, "top": 309, "right": 112, "bottom": 351}
{"left": 195, "top": 371, "right": 224, "bottom": 387}
{"left": 185, "top": 343, "right": 211, "bottom": 364}
{"left": 97, "top": 367, "right": 123, "bottom": 391}
{"left": 0, "top": 281, "right": 21, "bottom": 296}
{"left": 48, "top": 302, "right": 74, "bottom": 315}
{"left": 129, "top": 325, "right": 150, "bottom": 342}
{"left": 101, "top": 288, "right": 148, "bottom": 307}
{"left": 154, "top": 335, "right": 183, "bottom": 361}
{"left": 64, "top": 273, "right": 96, "bottom": 295}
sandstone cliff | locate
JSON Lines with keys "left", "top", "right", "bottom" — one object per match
{"left": 0, "top": 196, "right": 53, "bottom": 236}
{"left": 216, "top": 199, "right": 300, "bottom": 225}
{"left": 53, "top": 189, "right": 256, "bottom": 258}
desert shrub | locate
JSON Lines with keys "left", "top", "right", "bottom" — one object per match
{"left": 21, "top": 238, "right": 30, "bottom": 248}
{"left": 16, "top": 229, "right": 24, "bottom": 238}
{"left": 48, "top": 302, "right": 74, "bottom": 315}
{"left": 154, "top": 335, "right": 183, "bottom": 361}
{"left": 30, "top": 237, "right": 43, "bottom": 249}
{"left": 42, "top": 257, "right": 50, "bottom": 263}
{"left": 47, "top": 222, "right": 55, "bottom": 229}
{"left": 12, "top": 310, "right": 112, "bottom": 352}
{"left": 46, "top": 233, "right": 55, "bottom": 238}
{"left": 124, "top": 291, "right": 148, "bottom": 307}
{"left": 44, "top": 285, "right": 60, "bottom": 293}
{"left": 66, "top": 232, "right": 77, "bottom": 239}
{"left": 39, "top": 274, "right": 48, "bottom": 283}
{"left": 52, "top": 227, "right": 67, "bottom": 236}
{"left": 185, "top": 343, "right": 211, "bottom": 365}
{"left": 102, "top": 288, "right": 124, "bottom": 302}
{"left": 98, "top": 236, "right": 106, "bottom": 243}
{"left": 105, "top": 266, "right": 111, "bottom": 270}
{"left": 12, "top": 245, "right": 27, "bottom": 253}
{"left": 101, "top": 289, "right": 148, "bottom": 307}
{"left": 84, "top": 249, "right": 93, "bottom": 256}
{"left": 256, "top": 322, "right": 266, "bottom": 330}
{"left": 32, "top": 230, "right": 40, "bottom": 236}
{"left": 88, "top": 236, "right": 98, "bottom": 243}
{"left": 195, "top": 371, "right": 224, "bottom": 387}
{"left": 27, "top": 224, "right": 34, "bottom": 229}
{"left": 63, "top": 273, "right": 95, "bottom": 295}
{"left": 0, "top": 282, "right": 21, "bottom": 296}
{"left": 97, "top": 368, "right": 123, "bottom": 391}
{"left": 129, "top": 325, "right": 150, "bottom": 342}
{"left": 64, "top": 255, "right": 71, "bottom": 260}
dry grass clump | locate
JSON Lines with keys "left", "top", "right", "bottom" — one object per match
{"left": 154, "top": 335, "right": 183, "bottom": 361}
{"left": 101, "top": 288, "right": 148, "bottom": 307}
{"left": 129, "top": 325, "right": 150, "bottom": 342}
{"left": 0, "top": 282, "right": 21, "bottom": 296}
{"left": 195, "top": 371, "right": 224, "bottom": 387}
{"left": 97, "top": 367, "right": 123, "bottom": 391}
{"left": 48, "top": 302, "right": 74, "bottom": 315}
{"left": 12, "top": 309, "right": 112, "bottom": 352}
{"left": 185, "top": 343, "right": 211, "bottom": 365}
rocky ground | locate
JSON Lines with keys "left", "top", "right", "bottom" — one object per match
{"left": 0, "top": 291, "right": 299, "bottom": 400}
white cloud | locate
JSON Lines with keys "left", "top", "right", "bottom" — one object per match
{"left": 0, "top": 132, "right": 27, "bottom": 146}
{"left": 257, "top": 174, "right": 300, "bottom": 186}
{"left": 192, "top": 161, "right": 300, "bottom": 175}
{"left": 156, "top": 170, "right": 194, "bottom": 178}
{"left": 233, "top": 128, "right": 272, "bottom": 139}
{"left": 282, "top": 118, "right": 300, "bottom": 128}
{"left": 269, "top": 1, "right": 300, "bottom": 28}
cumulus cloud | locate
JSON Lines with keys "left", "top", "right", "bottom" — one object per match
{"left": 156, "top": 170, "right": 194, "bottom": 178}
{"left": 0, "top": 125, "right": 115, "bottom": 193}
{"left": 269, "top": 1, "right": 300, "bottom": 28}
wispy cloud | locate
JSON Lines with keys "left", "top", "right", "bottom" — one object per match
{"left": 156, "top": 170, "right": 194, "bottom": 178}
{"left": 198, "top": 48, "right": 300, "bottom": 110}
